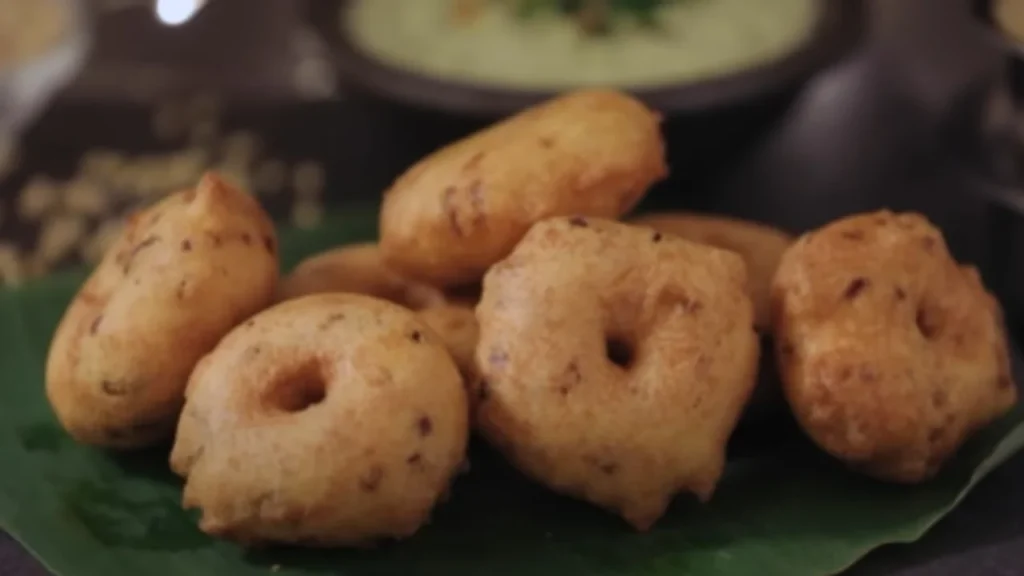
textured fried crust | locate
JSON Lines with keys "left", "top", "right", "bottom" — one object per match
{"left": 280, "top": 246, "right": 478, "bottom": 382}
{"left": 417, "top": 304, "right": 480, "bottom": 389}
{"left": 475, "top": 216, "right": 759, "bottom": 530}
{"left": 630, "top": 212, "right": 793, "bottom": 331}
{"left": 278, "top": 243, "right": 445, "bottom": 309}
{"left": 379, "top": 89, "right": 667, "bottom": 287}
{"left": 771, "top": 210, "right": 1017, "bottom": 483}
{"left": 170, "top": 294, "right": 469, "bottom": 547}
{"left": 45, "top": 173, "right": 279, "bottom": 448}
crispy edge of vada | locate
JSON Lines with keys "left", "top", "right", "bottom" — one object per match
{"left": 416, "top": 304, "right": 481, "bottom": 393}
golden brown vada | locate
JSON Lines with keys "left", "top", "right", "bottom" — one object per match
{"left": 170, "top": 293, "right": 469, "bottom": 546}
{"left": 45, "top": 173, "right": 279, "bottom": 448}
{"left": 771, "top": 210, "right": 1017, "bottom": 483}
{"left": 475, "top": 216, "right": 760, "bottom": 530}
{"left": 379, "top": 89, "right": 668, "bottom": 287}
{"left": 630, "top": 211, "right": 793, "bottom": 331}
{"left": 277, "top": 242, "right": 445, "bottom": 309}
{"left": 417, "top": 304, "right": 480, "bottom": 388}
{"left": 280, "top": 245, "right": 480, "bottom": 382}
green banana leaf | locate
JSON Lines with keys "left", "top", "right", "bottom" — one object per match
{"left": 1, "top": 208, "right": 1023, "bottom": 576}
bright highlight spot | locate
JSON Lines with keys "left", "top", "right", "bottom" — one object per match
{"left": 155, "top": 0, "right": 204, "bottom": 26}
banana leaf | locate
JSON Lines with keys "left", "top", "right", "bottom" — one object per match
{"left": 1, "top": 208, "right": 1023, "bottom": 576}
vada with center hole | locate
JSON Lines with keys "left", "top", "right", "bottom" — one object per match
{"left": 379, "top": 89, "right": 668, "bottom": 287}
{"left": 45, "top": 173, "right": 279, "bottom": 448}
{"left": 475, "top": 216, "right": 760, "bottom": 530}
{"left": 771, "top": 210, "right": 1017, "bottom": 483}
{"left": 170, "top": 293, "right": 469, "bottom": 547}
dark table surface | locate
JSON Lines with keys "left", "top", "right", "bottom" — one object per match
{"left": 5, "top": 0, "right": 1024, "bottom": 574}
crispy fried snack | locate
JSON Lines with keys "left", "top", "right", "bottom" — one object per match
{"left": 475, "top": 216, "right": 759, "bottom": 530}
{"left": 170, "top": 294, "right": 469, "bottom": 546}
{"left": 278, "top": 242, "right": 445, "bottom": 309}
{"left": 418, "top": 304, "right": 480, "bottom": 389}
{"left": 280, "top": 244, "right": 480, "bottom": 385}
{"left": 379, "top": 89, "right": 667, "bottom": 287}
{"left": 45, "top": 173, "right": 278, "bottom": 448}
{"left": 771, "top": 210, "right": 1017, "bottom": 482}
{"left": 630, "top": 211, "right": 793, "bottom": 331}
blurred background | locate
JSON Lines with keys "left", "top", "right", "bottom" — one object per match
{"left": 0, "top": 0, "right": 1020, "bottom": 318}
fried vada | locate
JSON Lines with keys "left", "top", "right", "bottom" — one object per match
{"left": 630, "top": 211, "right": 793, "bottom": 331}
{"left": 170, "top": 293, "right": 469, "bottom": 546}
{"left": 475, "top": 216, "right": 759, "bottom": 530}
{"left": 417, "top": 304, "right": 481, "bottom": 390}
{"left": 45, "top": 173, "right": 279, "bottom": 448}
{"left": 379, "top": 89, "right": 667, "bottom": 287}
{"left": 771, "top": 210, "right": 1017, "bottom": 482}
{"left": 278, "top": 242, "right": 445, "bottom": 309}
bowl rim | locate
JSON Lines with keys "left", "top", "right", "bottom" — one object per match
{"left": 306, "top": 0, "right": 866, "bottom": 117}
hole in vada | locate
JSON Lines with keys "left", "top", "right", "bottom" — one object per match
{"left": 266, "top": 361, "right": 328, "bottom": 413}
{"left": 916, "top": 307, "right": 941, "bottom": 340}
{"left": 605, "top": 336, "right": 635, "bottom": 369}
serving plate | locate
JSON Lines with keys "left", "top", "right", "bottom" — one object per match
{"left": 1, "top": 206, "right": 1024, "bottom": 576}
